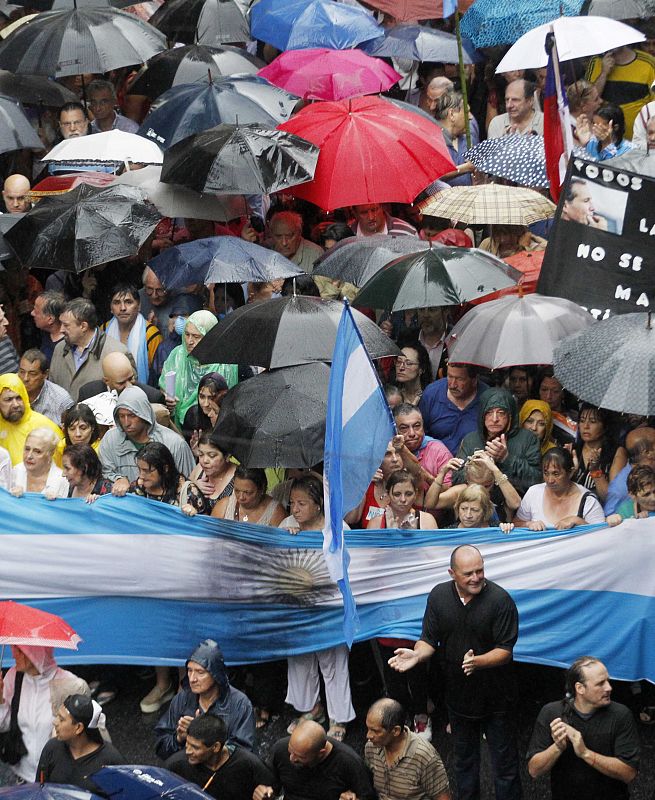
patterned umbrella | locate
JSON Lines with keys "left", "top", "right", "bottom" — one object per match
{"left": 463, "top": 135, "right": 548, "bottom": 188}
{"left": 417, "top": 184, "right": 556, "bottom": 226}
{"left": 581, "top": 0, "right": 655, "bottom": 21}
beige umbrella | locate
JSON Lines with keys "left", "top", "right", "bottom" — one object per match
{"left": 417, "top": 183, "right": 556, "bottom": 226}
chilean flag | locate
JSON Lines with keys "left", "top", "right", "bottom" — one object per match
{"left": 543, "top": 34, "right": 573, "bottom": 203}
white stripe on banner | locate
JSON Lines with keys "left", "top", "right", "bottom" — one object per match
{"left": 341, "top": 344, "right": 378, "bottom": 426}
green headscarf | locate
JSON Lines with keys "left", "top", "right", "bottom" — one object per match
{"left": 159, "top": 310, "right": 238, "bottom": 427}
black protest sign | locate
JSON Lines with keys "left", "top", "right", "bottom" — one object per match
{"left": 537, "top": 157, "right": 653, "bottom": 319}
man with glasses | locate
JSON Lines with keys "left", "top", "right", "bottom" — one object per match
{"left": 139, "top": 266, "right": 200, "bottom": 334}
{"left": 88, "top": 79, "right": 138, "bottom": 134}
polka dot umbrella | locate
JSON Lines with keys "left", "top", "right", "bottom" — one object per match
{"left": 463, "top": 134, "right": 548, "bottom": 188}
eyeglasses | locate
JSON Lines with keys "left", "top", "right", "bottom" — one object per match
{"left": 60, "top": 120, "right": 86, "bottom": 128}
{"left": 144, "top": 287, "right": 166, "bottom": 296}
{"left": 88, "top": 98, "right": 113, "bottom": 108}
{"left": 396, "top": 357, "right": 419, "bottom": 368}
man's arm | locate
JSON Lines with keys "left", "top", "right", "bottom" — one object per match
{"left": 527, "top": 715, "right": 568, "bottom": 778}
{"left": 462, "top": 646, "right": 512, "bottom": 675}
{"left": 388, "top": 640, "right": 436, "bottom": 672}
{"left": 565, "top": 724, "right": 637, "bottom": 784}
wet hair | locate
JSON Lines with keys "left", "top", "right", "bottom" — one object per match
{"left": 513, "top": 79, "right": 536, "bottom": 100}
{"left": 110, "top": 282, "right": 140, "bottom": 304}
{"left": 63, "top": 298, "right": 98, "bottom": 329}
{"left": 281, "top": 274, "right": 321, "bottom": 297}
{"left": 36, "top": 291, "right": 66, "bottom": 319}
{"left": 574, "top": 404, "right": 617, "bottom": 473}
{"left": 62, "top": 404, "right": 99, "bottom": 446}
{"left": 136, "top": 442, "right": 181, "bottom": 494}
{"left": 88, "top": 78, "right": 116, "bottom": 100}
{"left": 394, "top": 337, "right": 431, "bottom": 390}
{"left": 542, "top": 446, "right": 574, "bottom": 473}
{"left": 566, "top": 80, "right": 596, "bottom": 114}
{"left": 290, "top": 474, "right": 324, "bottom": 514}
{"left": 595, "top": 103, "right": 625, "bottom": 144}
{"left": 270, "top": 210, "right": 303, "bottom": 233}
{"left": 393, "top": 402, "right": 422, "bottom": 421}
{"left": 627, "top": 464, "right": 655, "bottom": 496}
{"left": 320, "top": 222, "right": 354, "bottom": 245}
{"left": 234, "top": 466, "right": 267, "bottom": 493}
{"left": 465, "top": 459, "right": 494, "bottom": 486}
{"left": 63, "top": 694, "right": 103, "bottom": 744}
{"left": 20, "top": 349, "right": 48, "bottom": 372}
{"left": 197, "top": 431, "right": 229, "bottom": 454}
{"left": 434, "top": 89, "right": 463, "bottom": 121}
{"left": 58, "top": 101, "right": 87, "bottom": 119}
{"left": 386, "top": 469, "right": 418, "bottom": 493}
{"left": 561, "top": 656, "right": 602, "bottom": 719}
{"left": 62, "top": 444, "right": 102, "bottom": 483}
{"left": 187, "top": 714, "right": 227, "bottom": 747}
{"left": 371, "top": 698, "right": 405, "bottom": 731}
{"left": 454, "top": 484, "right": 493, "bottom": 524}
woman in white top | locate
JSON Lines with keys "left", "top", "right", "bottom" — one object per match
{"left": 10, "top": 428, "right": 69, "bottom": 499}
{"left": 514, "top": 447, "right": 605, "bottom": 531}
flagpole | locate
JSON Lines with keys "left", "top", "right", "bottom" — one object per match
{"left": 454, "top": 9, "right": 472, "bottom": 150}
{"left": 550, "top": 29, "right": 570, "bottom": 162}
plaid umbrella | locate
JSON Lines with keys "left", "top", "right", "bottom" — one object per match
{"left": 463, "top": 135, "right": 548, "bottom": 188}
{"left": 417, "top": 184, "right": 556, "bottom": 226}
{"left": 553, "top": 312, "right": 655, "bottom": 416}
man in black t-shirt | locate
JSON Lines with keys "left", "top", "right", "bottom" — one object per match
{"left": 388, "top": 544, "right": 521, "bottom": 800}
{"left": 166, "top": 715, "right": 272, "bottom": 800}
{"left": 253, "top": 720, "right": 374, "bottom": 800}
{"left": 527, "top": 656, "right": 639, "bottom": 800}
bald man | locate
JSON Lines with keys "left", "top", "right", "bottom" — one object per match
{"left": 389, "top": 545, "right": 521, "bottom": 800}
{"left": 77, "top": 351, "right": 164, "bottom": 404}
{"left": 2, "top": 174, "right": 31, "bottom": 214}
{"left": 253, "top": 720, "right": 374, "bottom": 800}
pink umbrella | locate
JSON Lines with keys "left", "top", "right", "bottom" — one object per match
{"left": 258, "top": 47, "right": 401, "bottom": 101}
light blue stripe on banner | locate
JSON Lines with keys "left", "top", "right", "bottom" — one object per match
{"left": 16, "top": 589, "right": 655, "bottom": 682}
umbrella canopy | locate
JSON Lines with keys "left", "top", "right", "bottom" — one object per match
{"left": 113, "top": 165, "right": 247, "bottom": 220}
{"left": 361, "top": 24, "right": 480, "bottom": 64}
{"left": 250, "top": 0, "right": 383, "bottom": 51}
{"left": 469, "top": 249, "right": 544, "bottom": 304}
{"left": 581, "top": 0, "right": 655, "bottom": 19}
{"left": 11, "top": 0, "right": 144, "bottom": 8}
{"left": 42, "top": 130, "right": 163, "bottom": 166}
{"left": 138, "top": 76, "right": 299, "bottom": 149}
{"left": 0, "top": 786, "right": 100, "bottom": 800}
{"left": 258, "top": 48, "right": 401, "bottom": 101}
{"left": 92, "top": 766, "right": 212, "bottom": 800}
{"left": 0, "top": 600, "right": 82, "bottom": 649}
{"left": 463, "top": 135, "right": 548, "bottom": 188}
{"left": 418, "top": 184, "right": 556, "bottom": 225}
{"left": 495, "top": 16, "right": 645, "bottom": 71}
{"left": 128, "top": 44, "right": 263, "bottom": 99}
{"left": 382, "top": 95, "right": 442, "bottom": 126}
{"left": 0, "top": 212, "right": 19, "bottom": 260}
{"left": 149, "top": 236, "right": 304, "bottom": 290}
{"left": 353, "top": 246, "right": 521, "bottom": 312}
{"left": 361, "top": 0, "right": 474, "bottom": 21}
{"left": 0, "top": 94, "right": 43, "bottom": 155}
{"left": 609, "top": 150, "right": 655, "bottom": 177}
{"left": 0, "top": 71, "right": 77, "bottom": 106}
{"left": 148, "top": 0, "right": 249, "bottom": 44}
{"left": 160, "top": 123, "right": 318, "bottom": 195}
{"left": 553, "top": 312, "right": 655, "bottom": 416}
{"left": 460, "top": 0, "right": 583, "bottom": 48}
{"left": 192, "top": 295, "right": 400, "bottom": 368}
{"left": 313, "top": 233, "right": 430, "bottom": 286}
{"left": 0, "top": 7, "right": 167, "bottom": 77}
{"left": 6, "top": 183, "right": 161, "bottom": 272}
{"left": 213, "top": 362, "right": 329, "bottom": 468}
{"left": 277, "top": 95, "right": 454, "bottom": 210}
{"left": 446, "top": 293, "right": 595, "bottom": 369}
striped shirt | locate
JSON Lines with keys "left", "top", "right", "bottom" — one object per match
{"left": 364, "top": 729, "right": 450, "bottom": 800}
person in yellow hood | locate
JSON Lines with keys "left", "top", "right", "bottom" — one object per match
{"left": 0, "top": 374, "right": 63, "bottom": 465}
{"left": 519, "top": 399, "right": 557, "bottom": 456}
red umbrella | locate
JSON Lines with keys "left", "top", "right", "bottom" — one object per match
{"left": 277, "top": 95, "right": 454, "bottom": 210}
{"left": 469, "top": 250, "right": 543, "bottom": 305}
{"left": 361, "top": 0, "right": 474, "bottom": 22}
{"left": 0, "top": 600, "right": 82, "bottom": 649}
{"left": 258, "top": 48, "right": 401, "bottom": 101}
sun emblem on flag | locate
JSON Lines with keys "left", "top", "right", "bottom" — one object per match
{"left": 252, "top": 548, "right": 335, "bottom": 606}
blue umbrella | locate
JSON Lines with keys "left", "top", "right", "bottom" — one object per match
{"left": 91, "top": 766, "right": 212, "bottom": 800}
{"left": 138, "top": 76, "right": 299, "bottom": 149}
{"left": 0, "top": 785, "right": 101, "bottom": 800}
{"left": 150, "top": 236, "right": 304, "bottom": 290}
{"left": 460, "top": 0, "right": 583, "bottom": 47}
{"left": 250, "top": 0, "right": 382, "bottom": 51}
{"left": 361, "top": 24, "right": 481, "bottom": 64}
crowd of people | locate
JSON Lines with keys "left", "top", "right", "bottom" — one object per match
{"left": 0, "top": 3, "right": 654, "bottom": 800}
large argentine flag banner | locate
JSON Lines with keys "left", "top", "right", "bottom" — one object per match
{"left": 322, "top": 301, "right": 395, "bottom": 645}
{"left": 2, "top": 489, "right": 655, "bottom": 683}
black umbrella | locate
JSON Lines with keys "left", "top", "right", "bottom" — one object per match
{"left": 138, "top": 76, "right": 299, "bottom": 149}
{"left": 10, "top": 0, "right": 142, "bottom": 9}
{"left": 149, "top": 0, "right": 249, "bottom": 44}
{"left": 0, "top": 71, "right": 78, "bottom": 106}
{"left": 161, "top": 123, "right": 318, "bottom": 194}
{"left": 463, "top": 134, "right": 548, "bottom": 188}
{"left": 192, "top": 295, "right": 400, "bottom": 368}
{"left": 0, "top": 95, "right": 43, "bottom": 155}
{"left": 313, "top": 233, "right": 430, "bottom": 287}
{"left": 553, "top": 312, "right": 655, "bottom": 416}
{"left": 214, "top": 362, "right": 329, "bottom": 468}
{"left": 128, "top": 44, "right": 263, "bottom": 99}
{"left": 0, "top": 212, "right": 20, "bottom": 261}
{"left": 0, "top": 7, "right": 166, "bottom": 77}
{"left": 6, "top": 183, "right": 161, "bottom": 272}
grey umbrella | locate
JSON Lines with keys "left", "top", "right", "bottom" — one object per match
{"left": 0, "top": 71, "right": 78, "bottom": 106}
{"left": 213, "top": 362, "right": 329, "bottom": 468}
{"left": 553, "top": 312, "right": 655, "bottom": 415}
{"left": 609, "top": 150, "right": 655, "bottom": 178}
{"left": 148, "top": 0, "right": 249, "bottom": 44}
{"left": 0, "top": 94, "right": 43, "bottom": 154}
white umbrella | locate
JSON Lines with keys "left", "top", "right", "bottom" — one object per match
{"left": 42, "top": 130, "right": 163, "bottom": 167}
{"left": 446, "top": 293, "right": 596, "bottom": 369}
{"left": 114, "top": 165, "right": 247, "bottom": 221}
{"left": 495, "top": 16, "right": 644, "bottom": 72}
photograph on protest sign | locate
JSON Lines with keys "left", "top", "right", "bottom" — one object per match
{"left": 538, "top": 157, "right": 653, "bottom": 318}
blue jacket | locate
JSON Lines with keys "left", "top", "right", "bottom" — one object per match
{"left": 154, "top": 640, "right": 255, "bottom": 759}
{"left": 419, "top": 377, "right": 488, "bottom": 455}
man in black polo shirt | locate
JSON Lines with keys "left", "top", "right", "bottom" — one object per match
{"left": 388, "top": 544, "right": 521, "bottom": 800}
{"left": 527, "top": 656, "right": 639, "bottom": 800}
{"left": 253, "top": 720, "right": 374, "bottom": 800}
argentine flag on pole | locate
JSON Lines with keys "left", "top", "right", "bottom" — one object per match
{"left": 322, "top": 301, "right": 395, "bottom": 646}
